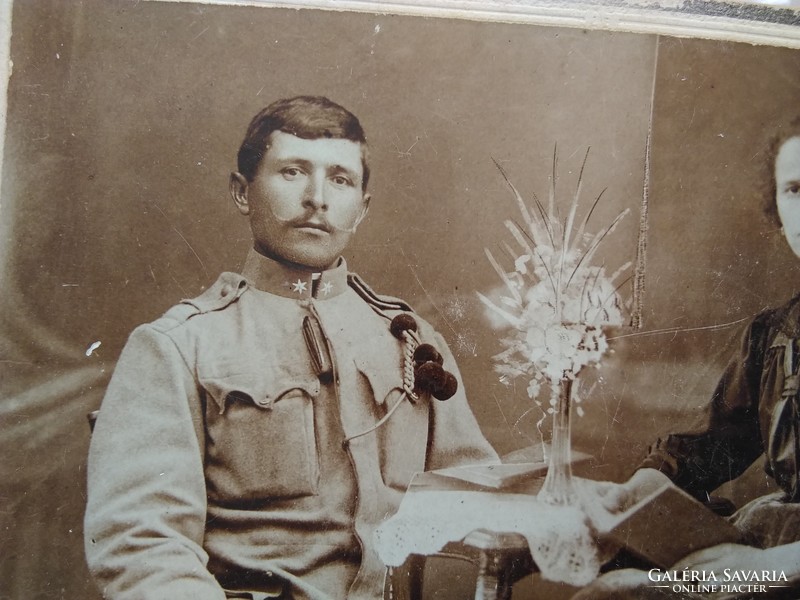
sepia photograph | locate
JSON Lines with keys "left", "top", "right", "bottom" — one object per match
{"left": 1, "top": 0, "right": 800, "bottom": 598}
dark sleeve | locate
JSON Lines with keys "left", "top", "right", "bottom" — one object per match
{"left": 84, "top": 323, "right": 227, "bottom": 599}
{"left": 638, "top": 316, "right": 768, "bottom": 500}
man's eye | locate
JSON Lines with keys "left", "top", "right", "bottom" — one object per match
{"left": 282, "top": 167, "right": 304, "bottom": 179}
{"left": 331, "top": 175, "right": 353, "bottom": 187}
{"left": 788, "top": 183, "right": 800, "bottom": 195}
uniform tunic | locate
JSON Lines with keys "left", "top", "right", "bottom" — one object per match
{"left": 85, "top": 250, "right": 498, "bottom": 600}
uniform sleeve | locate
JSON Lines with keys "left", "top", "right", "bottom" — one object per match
{"left": 424, "top": 331, "right": 500, "bottom": 470}
{"left": 84, "top": 323, "right": 226, "bottom": 600}
{"left": 638, "top": 317, "right": 767, "bottom": 500}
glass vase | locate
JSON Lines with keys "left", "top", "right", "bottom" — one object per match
{"left": 539, "top": 378, "right": 577, "bottom": 506}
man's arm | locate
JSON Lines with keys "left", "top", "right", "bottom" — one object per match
{"left": 424, "top": 331, "right": 500, "bottom": 470}
{"left": 85, "top": 323, "right": 226, "bottom": 599}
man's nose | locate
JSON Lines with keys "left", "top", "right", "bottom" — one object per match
{"left": 302, "top": 172, "right": 327, "bottom": 210}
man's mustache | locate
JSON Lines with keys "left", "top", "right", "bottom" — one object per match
{"left": 272, "top": 211, "right": 332, "bottom": 232}
{"left": 268, "top": 207, "right": 359, "bottom": 234}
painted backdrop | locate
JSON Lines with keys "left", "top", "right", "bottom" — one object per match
{"left": 1, "top": 1, "right": 798, "bottom": 598}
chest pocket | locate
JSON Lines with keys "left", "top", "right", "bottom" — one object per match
{"left": 202, "top": 366, "right": 321, "bottom": 504}
{"left": 354, "top": 354, "right": 430, "bottom": 491}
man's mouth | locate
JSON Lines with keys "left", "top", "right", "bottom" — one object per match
{"left": 295, "top": 221, "right": 331, "bottom": 233}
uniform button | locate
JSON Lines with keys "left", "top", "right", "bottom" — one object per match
{"left": 256, "top": 397, "right": 272, "bottom": 408}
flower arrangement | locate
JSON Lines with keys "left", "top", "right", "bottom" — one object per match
{"left": 479, "top": 150, "right": 631, "bottom": 422}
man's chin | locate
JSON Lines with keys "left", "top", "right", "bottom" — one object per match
{"left": 257, "top": 246, "right": 340, "bottom": 272}
{"left": 254, "top": 230, "right": 350, "bottom": 270}
{"left": 292, "top": 257, "right": 339, "bottom": 271}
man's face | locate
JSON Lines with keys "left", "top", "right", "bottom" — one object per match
{"left": 232, "top": 131, "right": 370, "bottom": 270}
{"left": 776, "top": 135, "right": 800, "bottom": 258}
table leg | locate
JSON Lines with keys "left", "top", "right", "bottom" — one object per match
{"left": 474, "top": 547, "right": 514, "bottom": 600}
{"left": 387, "top": 555, "right": 425, "bottom": 600}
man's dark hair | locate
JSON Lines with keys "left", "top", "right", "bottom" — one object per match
{"left": 763, "top": 115, "right": 800, "bottom": 226}
{"left": 237, "top": 96, "right": 370, "bottom": 190}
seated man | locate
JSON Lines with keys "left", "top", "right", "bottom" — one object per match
{"left": 84, "top": 96, "right": 498, "bottom": 600}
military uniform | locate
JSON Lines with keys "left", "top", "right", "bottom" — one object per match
{"left": 85, "top": 249, "right": 498, "bottom": 600}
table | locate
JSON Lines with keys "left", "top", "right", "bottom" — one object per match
{"left": 387, "top": 529, "right": 534, "bottom": 600}
{"left": 375, "top": 462, "right": 602, "bottom": 600}
{"left": 377, "top": 461, "right": 743, "bottom": 600}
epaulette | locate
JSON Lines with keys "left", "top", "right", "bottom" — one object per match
{"left": 180, "top": 272, "right": 248, "bottom": 315}
{"left": 347, "top": 273, "right": 414, "bottom": 314}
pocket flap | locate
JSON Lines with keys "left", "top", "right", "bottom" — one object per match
{"left": 353, "top": 354, "right": 403, "bottom": 406}
{"left": 202, "top": 368, "right": 321, "bottom": 414}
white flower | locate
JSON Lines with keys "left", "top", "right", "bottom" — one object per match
{"left": 515, "top": 254, "right": 532, "bottom": 275}
{"left": 479, "top": 155, "right": 630, "bottom": 414}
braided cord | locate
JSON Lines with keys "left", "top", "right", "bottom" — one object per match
{"left": 343, "top": 327, "right": 422, "bottom": 445}
{"left": 402, "top": 329, "right": 421, "bottom": 402}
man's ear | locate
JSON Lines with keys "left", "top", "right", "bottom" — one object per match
{"left": 353, "top": 193, "right": 371, "bottom": 230}
{"left": 230, "top": 172, "right": 250, "bottom": 215}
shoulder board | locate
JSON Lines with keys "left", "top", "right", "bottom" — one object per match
{"left": 347, "top": 273, "right": 414, "bottom": 313}
{"left": 180, "top": 272, "right": 248, "bottom": 315}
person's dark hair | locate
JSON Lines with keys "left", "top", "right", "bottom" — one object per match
{"left": 237, "top": 96, "right": 370, "bottom": 190}
{"left": 763, "top": 116, "right": 800, "bottom": 225}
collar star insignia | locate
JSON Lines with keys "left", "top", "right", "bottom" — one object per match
{"left": 320, "top": 281, "right": 333, "bottom": 296}
{"left": 291, "top": 279, "right": 308, "bottom": 294}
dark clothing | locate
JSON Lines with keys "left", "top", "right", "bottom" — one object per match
{"left": 641, "top": 293, "right": 800, "bottom": 505}
{"left": 572, "top": 296, "right": 800, "bottom": 600}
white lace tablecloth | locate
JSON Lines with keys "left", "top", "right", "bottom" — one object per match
{"left": 374, "top": 487, "right": 605, "bottom": 585}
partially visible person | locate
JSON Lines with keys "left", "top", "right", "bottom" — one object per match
{"left": 84, "top": 96, "right": 498, "bottom": 600}
{"left": 573, "top": 119, "right": 800, "bottom": 599}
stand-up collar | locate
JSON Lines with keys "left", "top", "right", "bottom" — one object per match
{"left": 241, "top": 249, "right": 349, "bottom": 300}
